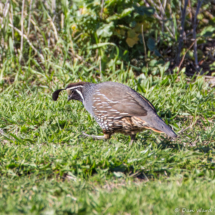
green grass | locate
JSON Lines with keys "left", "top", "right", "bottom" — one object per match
{"left": 1, "top": 1, "right": 215, "bottom": 214}
{"left": 0, "top": 71, "right": 215, "bottom": 214}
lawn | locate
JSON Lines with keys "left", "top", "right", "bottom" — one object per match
{"left": 0, "top": 70, "right": 215, "bottom": 214}
{"left": 1, "top": 0, "right": 215, "bottom": 214}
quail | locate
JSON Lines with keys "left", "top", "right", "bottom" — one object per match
{"left": 52, "top": 81, "right": 177, "bottom": 146}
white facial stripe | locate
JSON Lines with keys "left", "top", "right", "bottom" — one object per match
{"left": 66, "top": 86, "right": 83, "bottom": 90}
{"left": 75, "top": 89, "right": 84, "bottom": 101}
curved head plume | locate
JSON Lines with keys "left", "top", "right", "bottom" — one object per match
{"left": 52, "top": 82, "right": 88, "bottom": 102}
{"left": 52, "top": 89, "right": 65, "bottom": 101}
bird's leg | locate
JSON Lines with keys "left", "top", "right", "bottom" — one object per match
{"left": 82, "top": 132, "right": 110, "bottom": 140}
{"left": 129, "top": 134, "right": 136, "bottom": 147}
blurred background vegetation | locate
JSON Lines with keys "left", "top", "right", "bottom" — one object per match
{"left": 1, "top": 1, "right": 215, "bottom": 214}
{"left": 0, "top": 0, "right": 215, "bottom": 90}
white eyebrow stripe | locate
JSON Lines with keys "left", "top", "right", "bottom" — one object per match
{"left": 75, "top": 89, "right": 84, "bottom": 101}
{"left": 66, "top": 86, "right": 84, "bottom": 90}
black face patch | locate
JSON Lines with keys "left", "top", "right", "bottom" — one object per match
{"left": 67, "top": 89, "right": 83, "bottom": 102}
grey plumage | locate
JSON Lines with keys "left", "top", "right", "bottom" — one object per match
{"left": 52, "top": 81, "right": 177, "bottom": 145}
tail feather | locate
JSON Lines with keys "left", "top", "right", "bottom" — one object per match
{"left": 139, "top": 115, "right": 177, "bottom": 138}
{"left": 152, "top": 116, "right": 177, "bottom": 138}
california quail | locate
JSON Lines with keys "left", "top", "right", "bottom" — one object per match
{"left": 52, "top": 81, "right": 177, "bottom": 146}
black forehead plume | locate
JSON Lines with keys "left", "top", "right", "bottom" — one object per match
{"left": 52, "top": 89, "right": 65, "bottom": 101}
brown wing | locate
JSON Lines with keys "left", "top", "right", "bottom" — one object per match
{"left": 92, "top": 85, "right": 147, "bottom": 118}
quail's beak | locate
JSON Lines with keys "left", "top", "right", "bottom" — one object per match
{"left": 67, "top": 90, "right": 73, "bottom": 101}
{"left": 68, "top": 94, "right": 73, "bottom": 101}
{"left": 68, "top": 96, "right": 71, "bottom": 101}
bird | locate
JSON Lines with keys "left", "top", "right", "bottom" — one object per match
{"left": 52, "top": 81, "right": 177, "bottom": 146}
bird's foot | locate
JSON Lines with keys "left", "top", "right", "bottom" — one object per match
{"left": 129, "top": 134, "right": 136, "bottom": 147}
{"left": 82, "top": 132, "right": 106, "bottom": 140}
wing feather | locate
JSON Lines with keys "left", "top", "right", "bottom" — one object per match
{"left": 92, "top": 85, "right": 153, "bottom": 117}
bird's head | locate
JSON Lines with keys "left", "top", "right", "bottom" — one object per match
{"left": 52, "top": 82, "right": 88, "bottom": 103}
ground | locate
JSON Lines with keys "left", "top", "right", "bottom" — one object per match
{"left": 0, "top": 71, "right": 215, "bottom": 214}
